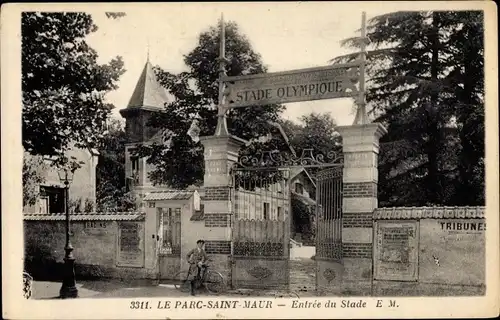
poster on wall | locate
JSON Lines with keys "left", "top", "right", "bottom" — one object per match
{"left": 117, "top": 221, "right": 144, "bottom": 267}
{"left": 374, "top": 220, "right": 419, "bottom": 281}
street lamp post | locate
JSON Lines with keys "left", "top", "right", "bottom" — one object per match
{"left": 57, "top": 167, "right": 78, "bottom": 299}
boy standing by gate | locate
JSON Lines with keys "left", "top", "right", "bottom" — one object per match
{"left": 186, "top": 239, "right": 208, "bottom": 296}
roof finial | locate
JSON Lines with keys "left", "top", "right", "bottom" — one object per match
{"left": 146, "top": 38, "right": 150, "bottom": 63}
{"left": 215, "top": 12, "right": 229, "bottom": 136}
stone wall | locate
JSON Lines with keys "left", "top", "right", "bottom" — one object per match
{"left": 373, "top": 206, "right": 485, "bottom": 294}
{"left": 418, "top": 218, "right": 485, "bottom": 286}
{"left": 24, "top": 213, "right": 151, "bottom": 280}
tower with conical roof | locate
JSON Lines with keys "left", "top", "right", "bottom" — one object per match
{"left": 120, "top": 60, "right": 171, "bottom": 142}
{"left": 120, "top": 60, "right": 173, "bottom": 199}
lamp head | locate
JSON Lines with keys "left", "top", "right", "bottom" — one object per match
{"left": 57, "top": 161, "right": 79, "bottom": 185}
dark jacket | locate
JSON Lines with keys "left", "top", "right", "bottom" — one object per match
{"left": 186, "top": 247, "right": 208, "bottom": 265}
{"left": 186, "top": 247, "right": 208, "bottom": 281}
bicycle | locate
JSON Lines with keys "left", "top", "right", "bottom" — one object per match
{"left": 173, "top": 261, "right": 226, "bottom": 294}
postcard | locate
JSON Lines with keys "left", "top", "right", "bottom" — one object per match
{"left": 2, "top": 1, "right": 498, "bottom": 319}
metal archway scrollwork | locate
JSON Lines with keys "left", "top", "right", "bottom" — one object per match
{"left": 237, "top": 148, "right": 343, "bottom": 169}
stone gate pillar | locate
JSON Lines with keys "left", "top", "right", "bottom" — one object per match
{"left": 337, "top": 123, "right": 387, "bottom": 295}
{"left": 199, "top": 134, "right": 246, "bottom": 282}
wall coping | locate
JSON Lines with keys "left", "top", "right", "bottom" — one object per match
{"left": 143, "top": 189, "right": 196, "bottom": 201}
{"left": 23, "top": 211, "right": 146, "bottom": 221}
{"left": 374, "top": 206, "right": 485, "bottom": 220}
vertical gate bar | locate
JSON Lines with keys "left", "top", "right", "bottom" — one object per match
{"left": 335, "top": 171, "right": 339, "bottom": 243}
{"left": 316, "top": 173, "right": 319, "bottom": 254}
{"left": 323, "top": 172, "right": 326, "bottom": 246}
{"left": 241, "top": 172, "right": 245, "bottom": 219}
{"left": 339, "top": 171, "right": 341, "bottom": 243}
{"left": 333, "top": 171, "right": 336, "bottom": 244}
{"left": 332, "top": 171, "right": 336, "bottom": 243}
{"left": 336, "top": 169, "right": 339, "bottom": 243}
{"left": 320, "top": 172, "right": 324, "bottom": 256}
{"left": 317, "top": 173, "right": 321, "bottom": 256}
{"left": 333, "top": 170, "right": 337, "bottom": 241}
{"left": 253, "top": 176, "right": 256, "bottom": 220}
{"left": 324, "top": 171, "right": 331, "bottom": 244}
{"left": 339, "top": 171, "right": 342, "bottom": 243}
{"left": 248, "top": 173, "right": 251, "bottom": 220}
{"left": 322, "top": 172, "right": 325, "bottom": 255}
{"left": 337, "top": 167, "right": 344, "bottom": 248}
{"left": 324, "top": 171, "right": 327, "bottom": 246}
{"left": 336, "top": 171, "right": 339, "bottom": 243}
{"left": 286, "top": 169, "right": 290, "bottom": 259}
{"left": 262, "top": 175, "right": 265, "bottom": 221}
{"left": 247, "top": 172, "right": 251, "bottom": 220}
{"left": 329, "top": 170, "right": 332, "bottom": 244}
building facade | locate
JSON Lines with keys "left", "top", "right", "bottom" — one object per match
{"left": 23, "top": 146, "right": 99, "bottom": 214}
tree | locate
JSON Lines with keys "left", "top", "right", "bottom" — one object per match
{"left": 332, "top": 11, "right": 484, "bottom": 206}
{"left": 95, "top": 119, "right": 135, "bottom": 211}
{"left": 443, "top": 11, "right": 485, "bottom": 205}
{"left": 281, "top": 112, "right": 342, "bottom": 176}
{"left": 22, "top": 12, "right": 125, "bottom": 163}
{"left": 136, "top": 20, "right": 285, "bottom": 188}
{"left": 23, "top": 153, "right": 48, "bottom": 207}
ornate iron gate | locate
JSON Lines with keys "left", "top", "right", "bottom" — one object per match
{"left": 230, "top": 167, "right": 291, "bottom": 289}
{"left": 315, "top": 166, "right": 343, "bottom": 293}
{"left": 157, "top": 207, "right": 182, "bottom": 280}
{"left": 229, "top": 148, "right": 343, "bottom": 291}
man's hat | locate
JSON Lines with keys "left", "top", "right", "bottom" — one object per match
{"left": 197, "top": 239, "right": 205, "bottom": 244}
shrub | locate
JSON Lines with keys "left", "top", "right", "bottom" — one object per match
{"left": 75, "top": 264, "right": 110, "bottom": 279}
{"left": 69, "top": 198, "right": 82, "bottom": 213}
{"left": 83, "top": 198, "right": 95, "bottom": 212}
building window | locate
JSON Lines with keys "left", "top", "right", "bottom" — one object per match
{"left": 131, "top": 156, "right": 139, "bottom": 171}
{"left": 125, "top": 178, "right": 133, "bottom": 192}
{"left": 159, "top": 208, "right": 181, "bottom": 256}
{"left": 263, "top": 202, "right": 270, "bottom": 220}
{"left": 40, "top": 186, "right": 65, "bottom": 213}
{"left": 295, "top": 182, "right": 304, "bottom": 195}
{"left": 38, "top": 196, "right": 48, "bottom": 214}
{"left": 277, "top": 206, "right": 284, "bottom": 221}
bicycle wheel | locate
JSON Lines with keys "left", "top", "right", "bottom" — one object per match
{"left": 204, "top": 270, "right": 225, "bottom": 294}
{"left": 173, "top": 271, "right": 190, "bottom": 293}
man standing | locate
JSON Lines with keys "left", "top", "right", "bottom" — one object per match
{"left": 186, "top": 239, "right": 208, "bottom": 296}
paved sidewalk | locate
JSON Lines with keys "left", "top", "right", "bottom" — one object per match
{"left": 32, "top": 256, "right": 319, "bottom": 299}
{"left": 290, "top": 258, "right": 316, "bottom": 295}
{"left": 32, "top": 281, "right": 310, "bottom": 299}
{"left": 33, "top": 281, "right": 103, "bottom": 299}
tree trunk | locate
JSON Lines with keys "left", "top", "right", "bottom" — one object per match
{"left": 426, "top": 12, "right": 442, "bottom": 205}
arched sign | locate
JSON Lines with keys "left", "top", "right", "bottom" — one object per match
{"left": 222, "top": 62, "right": 361, "bottom": 108}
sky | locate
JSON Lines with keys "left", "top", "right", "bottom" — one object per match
{"left": 84, "top": 3, "right": 393, "bottom": 126}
